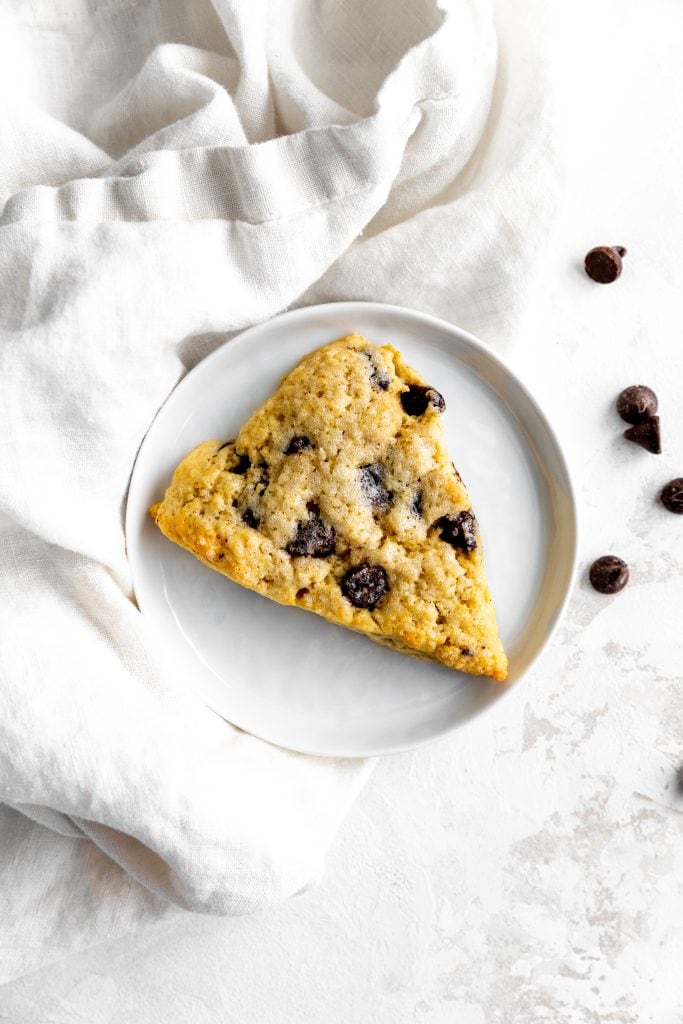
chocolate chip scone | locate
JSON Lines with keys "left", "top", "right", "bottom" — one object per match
{"left": 150, "top": 334, "right": 508, "bottom": 681}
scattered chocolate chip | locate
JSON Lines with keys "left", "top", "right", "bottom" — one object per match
{"left": 284, "top": 436, "right": 313, "bottom": 454}
{"left": 295, "top": 587, "right": 309, "bottom": 600}
{"left": 341, "top": 563, "right": 389, "bottom": 610}
{"left": 461, "top": 648, "right": 473, "bottom": 657}
{"left": 400, "top": 384, "right": 446, "bottom": 416}
{"left": 362, "top": 348, "right": 391, "bottom": 391}
{"left": 434, "top": 511, "right": 478, "bottom": 553}
{"left": 241, "top": 508, "right": 260, "bottom": 529}
{"left": 589, "top": 555, "right": 629, "bottom": 594}
{"left": 616, "top": 385, "right": 658, "bottom": 425}
{"left": 410, "top": 490, "right": 423, "bottom": 518}
{"left": 624, "top": 415, "right": 661, "bottom": 454}
{"left": 584, "top": 245, "right": 627, "bottom": 284}
{"left": 359, "top": 462, "right": 393, "bottom": 512}
{"left": 286, "top": 511, "right": 336, "bottom": 557}
{"left": 660, "top": 478, "right": 683, "bottom": 514}
{"left": 229, "top": 452, "right": 251, "bottom": 474}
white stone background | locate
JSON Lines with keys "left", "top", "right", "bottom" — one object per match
{"left": 1, "top": 0, "right": 682, "bottom": 1021}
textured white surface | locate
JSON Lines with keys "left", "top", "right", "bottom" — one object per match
{"left": 1, "top": 1, "right": 682, "bottom": 1021}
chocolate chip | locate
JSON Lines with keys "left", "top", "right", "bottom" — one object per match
{"left": 410, "top": 490, "right": 423, "bottom": 517}
{"left": 660, "top": 478, "right": 683, "bottom": 514}
{"left": 286, "top": 511, "right": 336, "bottom": 557}
{"left": 616, "top": 385, "right": 658, "bottom": 425}
{"left": 427, "top": 388, "right": 446, "bottom": 412}
{"left": 241, "top": 508, "right": 260, "bottom": 529}
{"left": 362, "top": 348, "right": 391, "bottom": 391}
{"left": 624, "top": 416, "right": 661, "bottom": 454}
{"left": 359, "top": 462, "right": 393, "bottom": 512}
{"left": 434, "top": 511, "right": 478, "bottom": 552}
{"left": 284, "top": 436, "right": 313, "bottom": 454}
{"left": 229, "top": 452, "right": 251, "bottom": 474}
{"left": 589, "top": 555, "right": 629, "bottom": 594}
{"left": 461, "top": 648, "right": 473, "bottom": 657}
{"left": 584, "top": 246, "right": 627, "bottom": 283}
{"left": 341, "top": 564, "right": 389, "bottom": 610}
{"left": 400, "top": 384, "right": 445, "bottom": 416}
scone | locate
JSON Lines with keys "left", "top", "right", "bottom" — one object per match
{"left": 150, "top": 334, "right": 508, "bottom": 681}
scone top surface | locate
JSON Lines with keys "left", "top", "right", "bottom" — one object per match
{"left": 150, "top": 334, "right": 507, "bottom": 681}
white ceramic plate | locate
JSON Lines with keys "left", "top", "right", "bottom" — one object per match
{"left": 126, "top": 302, "right": 577, "bottom": 757}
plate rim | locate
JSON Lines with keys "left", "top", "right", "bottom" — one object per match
{"left": 126, "top": 301, "right": 579, "bottom": 757}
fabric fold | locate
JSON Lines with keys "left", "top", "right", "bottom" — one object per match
{"left": 0, "top": 0, "right": 562, "bottom": 916}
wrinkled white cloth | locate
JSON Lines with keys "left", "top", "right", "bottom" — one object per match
{"left": 0, "top": 0, "right": 562, "bottom": 914}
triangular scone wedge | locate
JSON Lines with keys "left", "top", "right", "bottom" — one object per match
{"left": 150, "top": 334, "right": 508, "bottom": 681}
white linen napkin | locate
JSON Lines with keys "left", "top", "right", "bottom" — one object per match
{"left": 0, "top": 0, "right": 562, "bottom": 914}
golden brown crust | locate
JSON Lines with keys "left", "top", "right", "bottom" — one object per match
{"left": 150, "top": 334, "right": 508, "bottom": 681}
